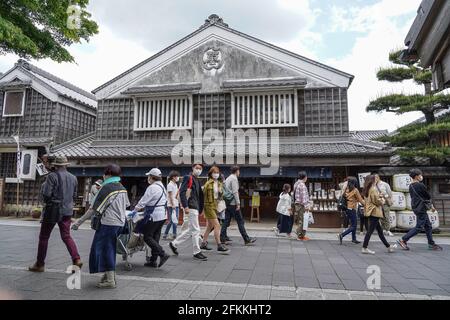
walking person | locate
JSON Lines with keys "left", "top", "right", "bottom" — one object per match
{"left": 29, "top": 156, "right": 82, "bottom": 273}
{"left": 87, "top": 164, "right": 130, "bottom": 288}
{"left": 274, "top": 184, "right": 294, "bottom": 238}
{"left": 373, "top": 172, "right": 394, "bottom": 237}
{"left": 163, "top": 171, "right": 180, "bottom": 240}
{"left": 338, "top": 177, "right": 365, "bottom": 244}
{"left": 397, "top": 169, "right": 443, "bottom": 251}
{"left": 293, "top": 171, "right": 312, "bottom": 241}
{"left": 135, "top": 168, "right": 171, "bottom": 268}
{"left": 361, "top": 175, "right": 395, "bottom": 255}
{"left": 220, "top": 166, "right": 256, "bottom": 246}
{"left": 200, "top": 166, "right": 230, "bottom": 254}
{"left": 169, "top": 163, "right": 208, "bottom": 261}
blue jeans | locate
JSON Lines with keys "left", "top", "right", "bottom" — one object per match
{"left": 341, "top": 209, "right": 357, "bottom": 241}
{"left": 220, "top": 206, "right": 250, "bottom": 242}
{"left": 164, "top": 207, "right": 179, "bottom": 236}
{"left": 402, "top": 212, "right": 435, "bottom": 245}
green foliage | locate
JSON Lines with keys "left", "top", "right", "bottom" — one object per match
{"left": 0, "top": 0, "right": 98, "bottom": 63}
{"left": 377, "top": 67, "right": 415, "bottom": 82}
{"left": 413, "top": 70, "right": 432, "bottom": 85}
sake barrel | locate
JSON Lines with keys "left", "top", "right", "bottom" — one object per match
{"left": 405, "top": 193, "right": 412, "bottom": 210}
{"left": 427, "top": 211, "right": 440, "bottom": 230}
{"left": 393, "top": 174, "right": 411, "bottom": 192}
{"left": 391, "top": 192, "right": 406, "bottom": 210}
{"left": 396, "top": 211, "right": 417, "bottom": 230}
{"left": 389, "top": 211, "right": 397, "bottom": 229}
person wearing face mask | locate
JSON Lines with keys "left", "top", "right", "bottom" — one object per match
{"left": 201, "top": 166, "right": 230, "bottom": 254}
{"left": 134, "top": 168, "right": 171, "bottom": 268}
{"left": 169, "top": 163, "right": 207, "bottom": 261}
{"left": 220, "top": 166, "right": 256, "bottom": 246}
{"left": 397, "top": 169, "right": 443, "bottom": 251}
{"left": 163, "top": 171, "right": 180, "bottom": 240}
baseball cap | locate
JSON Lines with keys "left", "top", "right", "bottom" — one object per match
{"left": 146, "top": 168, "right": 162, "bottom": 177}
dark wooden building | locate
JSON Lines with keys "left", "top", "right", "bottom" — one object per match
{"left": 403, "top": 0, "right": 450, "bottom": 91}
{"left": 52, "top": 15, "right": 395, "bottom": 227}
{"left": 0, "top": 60, "right": 97, "bottom": 214}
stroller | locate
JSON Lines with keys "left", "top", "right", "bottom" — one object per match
{"left": 116, "top": 211, "right": 151, "bottom": 271}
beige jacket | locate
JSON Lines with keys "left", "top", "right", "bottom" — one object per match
{"left": 364, "top": 187, "right": 384, "bottom": 218}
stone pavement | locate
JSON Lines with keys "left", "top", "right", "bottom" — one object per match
{"left": 0, "top": 220, "right": 450, "bottom": 300}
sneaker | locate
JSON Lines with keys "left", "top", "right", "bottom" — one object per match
{"left": 162, "top": 234, "right": 168, "bottom": 240}
{"left": 352, "top": 240, "right": 361, "bottom": 244}
{"left": 193, "top": 252, "right": 208, "bottom": 261}
{"left": 224, "top": 237, "right": 232, "bottom": 242}
{"left": 338, "top": 234, "right": 343, "bottom": 245}
{"left": 273, "top": 227, "right": 280, "bottom": 236}
{"left": 217, "top": 244, "right": 230, "bottom": 254}
{"left": 397, "top": 239, "right": 410, "bottom": 251}
{"left": 200, "top": 241, "right": 213, "bottom": 251}
{"left": 158, "top": 254, "right": 170, "bottom": 267}
{"left": 244, "top": 238, "right": 257, "bottom": 246}
{"left": 169, "top": 242, "right": 178, "bottom": 256}
{"left": 298, "top": 236, "right": 310, "bottom": 241}
{"left": 387, "top": 231, "right": 394, "bottom": 237}
{"left": 361, "top": 248, "right": 375, "bottom": 255}
{"left": 144, "top": 261, "right": 158, "bottom": 268}
{"left": 28, "top": 263, "right": 45, "bottom": 273}
{"left": 429, "top": 244, "right": 443, "bottom": 251}
{"left": 387, "top": 245, "right": 395, "bottom": 253}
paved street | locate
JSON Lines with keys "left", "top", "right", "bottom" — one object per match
{"left": 1, "top": 220, "right": 450, "bottom": 300}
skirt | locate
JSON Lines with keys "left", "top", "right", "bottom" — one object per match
{"left": 89, "top": 224, "right": 122, "bottom": 274}
{"left": 277, "top": 214, "right": 294, "bottom": 234}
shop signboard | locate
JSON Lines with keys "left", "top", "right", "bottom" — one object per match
{"left": 358, "top": 172, "right": 371, "bottom": 187}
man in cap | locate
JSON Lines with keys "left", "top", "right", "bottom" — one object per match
{"left": 134, "top": 168, "right": 170, "bottom": 268}
{"left": 169, "top": 163, "right": 207, "bottom": 261}
{"left": 29, "top": 155, "right": 82, "bottom": 272}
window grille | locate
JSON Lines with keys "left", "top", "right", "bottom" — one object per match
{"left": 231, "top": 91, "right": 298, "bottom": 128}
{"left": 2, "top": 90, "right": 25, "bottom": 117}
{"left": 133, "top": 96, "right": 193, "bottom": 131}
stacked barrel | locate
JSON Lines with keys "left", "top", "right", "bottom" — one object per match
{"left": 390, "top": 174, "right": 439, "bottom": 231}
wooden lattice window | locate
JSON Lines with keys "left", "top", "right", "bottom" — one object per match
{"left": 133, "top": 96, "right": 193, "bottom": 131}
{"left": 231, "top": 91, "right": 298, "bottom": 128}
{"left": 2, "top": 90, "right": 25, "bottom": 117}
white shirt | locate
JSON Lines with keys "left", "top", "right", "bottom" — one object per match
{"left": 276, "top": 193, "right": 292, "bottom": 216}
{"left": 167, "top": 180, "right": 179, "bottom": 208}
{"left": 135, "top": 181, "right": 167, "bottom": 222}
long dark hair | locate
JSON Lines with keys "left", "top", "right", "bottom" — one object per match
{"left": 346, "top": 176, "right": 358, "bottom": 191}
{"left": 362, "top": 175, "right": 376, "bottom": 198}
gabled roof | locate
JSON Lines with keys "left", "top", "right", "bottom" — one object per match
{"left": 350, "top": 130, "right": 388, "bottom": 142}
{"left": 0, "top": 60, "right": 97, "bottom": 109}
{"left": 93, "top": 14, "right": 354, "bottom": 99}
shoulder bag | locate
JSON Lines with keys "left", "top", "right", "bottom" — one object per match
{"left": 42, "top": 172, "right": 64, "bottom": 224}
{"left": 410, "top": 183, "right": 433, "bottom": 211}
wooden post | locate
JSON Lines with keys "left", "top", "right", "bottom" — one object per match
{"left": 0, "top": 178, "right": 4, "bottom": 215}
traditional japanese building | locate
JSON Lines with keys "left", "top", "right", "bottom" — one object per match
{"left": 0, "top": 60, "right": 97, "bottom": 214}
{"left": 51, "top": 15, "right": 395, "bottom": 227}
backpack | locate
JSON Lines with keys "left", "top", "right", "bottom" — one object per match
{"left": 222, "top": 183, "right": 234, "bottom": 205}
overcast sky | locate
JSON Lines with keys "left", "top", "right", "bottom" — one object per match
{"left": 0, "top": 0, "right": 428, "bottom": 131}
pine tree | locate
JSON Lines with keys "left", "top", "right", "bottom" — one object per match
{"left": 367, "top": 49, "right": 450, "bottom": 163}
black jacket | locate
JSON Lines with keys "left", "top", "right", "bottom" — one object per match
{"left": 409, "top": 182, "right": 431, "bottom": 214}
{"left": 179, "top": 174, "right": 204, "bottom": 212}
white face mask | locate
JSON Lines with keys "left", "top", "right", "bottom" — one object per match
{"left": 418, "top": 175, "right": 424, "bottom": 182}
{"left": 193, "top": 168, "right": 202, "bottom": 176}
{"left": 174, "top": 177, "right": 180, "bottom": 182}
{"left": 212, "top": 173, "right": 220, "bottom": 180}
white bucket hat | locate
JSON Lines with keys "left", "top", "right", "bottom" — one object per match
{"left": 146, "top": 168, "right": 162, "bottom": 177}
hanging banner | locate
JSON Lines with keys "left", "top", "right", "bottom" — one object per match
{"left": 358, "top": 172, "right": 371, "bottom": 187}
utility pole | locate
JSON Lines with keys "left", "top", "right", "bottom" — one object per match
{"left": 12, "top": 133, "right": 21, "bottom": 218}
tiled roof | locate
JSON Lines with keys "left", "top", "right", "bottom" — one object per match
{"left": 222, "top": 77, "right": 307, "bottom": 89}
{"left": 350, "top": 130, "right": 388, "bottom": 142}
{"left": 52, "top": 133, "right": 392, "bottom": 159}
{"left": 0, "top": 136, "right": 53, "bottom": 146}
{"left": 0, "top": 60, "right": 97, "bottom": 108}
{"left": 122, "top": 82, "right": 202, "bottom": 95}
